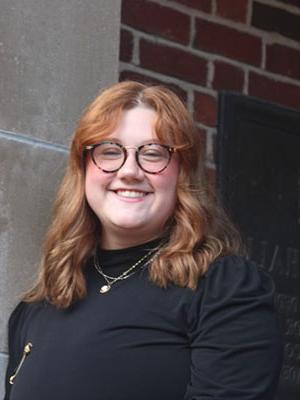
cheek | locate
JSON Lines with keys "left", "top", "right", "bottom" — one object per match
{"left": 154, "top": 159, "right": 179, "bottom": 202}
{"left": 85, "top": 160, "right": 110, "bottom": 197}
{"left": 164, "top": 157, "right": 179, "bottom": 189}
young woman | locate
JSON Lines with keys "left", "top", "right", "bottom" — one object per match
{"left": 5, "top": 81, "right": 282, "bottom": 400}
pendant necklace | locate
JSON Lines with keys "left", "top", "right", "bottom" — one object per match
{"left": 94, "top": 246, "right": 161, "bottom": 294}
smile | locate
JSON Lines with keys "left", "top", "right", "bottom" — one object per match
{"left": 114, "top": 190, "right": 148, "bottom": 198}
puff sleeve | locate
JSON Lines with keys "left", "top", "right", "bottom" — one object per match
{"left": 184, "top": 256, "right": 283, "bottom": 400}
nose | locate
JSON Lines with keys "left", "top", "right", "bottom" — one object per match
{"left": 116, "top": 149, "right": 144, "bottom": 181}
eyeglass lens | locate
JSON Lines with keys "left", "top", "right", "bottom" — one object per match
{"left": 92, "top": 142, "right": 171, "bottom": 173}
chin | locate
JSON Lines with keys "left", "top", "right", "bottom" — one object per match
{"left": 112, "top": 219, "right": 148, "bottom": 230}
{"left": 113, "top": 218, "right": 162, "bottom": 234}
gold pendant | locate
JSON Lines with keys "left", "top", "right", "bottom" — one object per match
{"left": 99, "top": 284, "right": 111, "bottom": 294}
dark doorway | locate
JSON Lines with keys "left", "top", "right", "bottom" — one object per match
{"left": 217, "top": 92, "right": 300, "bottom": 400}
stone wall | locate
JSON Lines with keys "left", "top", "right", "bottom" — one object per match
{"left": 0, "top": 0, "right": 121, "bottom": 396}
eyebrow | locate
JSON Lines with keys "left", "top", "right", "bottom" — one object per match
{"left": 99, "top": 138, "right": 164, "bottom": 146}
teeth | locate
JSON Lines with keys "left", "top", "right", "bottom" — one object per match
{"left": 116, "top": 190, "right": 147, "bottom": 198}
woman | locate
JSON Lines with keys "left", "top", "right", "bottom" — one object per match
{"left": 5, "top": 81, "right": 282, "bottom": 399}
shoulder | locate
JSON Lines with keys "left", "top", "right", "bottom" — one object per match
{"left": 8, "top": 301, "right": 44, "bottom": 346}
{"left": 186, "top": 255, "right": 276, "bottom": 327}
{"left": 8, "top": 301, "right": 28, "bottom": 333}
{"left": 203, "top": 254, "right": 275, "bottom": 298}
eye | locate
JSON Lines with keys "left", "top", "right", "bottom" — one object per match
{"left": 95, "top": 144, "right": 123, "bottom": 159}
{"left": 140, "top": 145, "right": 168, "bottom": 161}
{"left": 143, "top": 150, "right": 162, "bottom": 157}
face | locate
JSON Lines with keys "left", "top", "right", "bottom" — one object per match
{"left": 85, "top": 106, "right": 179, "bottom": 249}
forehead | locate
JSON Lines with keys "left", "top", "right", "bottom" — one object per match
{"left": 110, "top": 106, "right": 158, "bottom": 143}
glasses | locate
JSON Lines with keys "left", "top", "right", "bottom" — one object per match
{"left": 84, "top": 141, "right": 176, "bottom": 174}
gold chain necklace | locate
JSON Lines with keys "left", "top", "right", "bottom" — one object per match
{"left": 94, "top": 246, "right": 161, "bottom": 294}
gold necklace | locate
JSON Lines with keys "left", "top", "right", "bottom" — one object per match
{"left": 94, "top": 247, "right": 160, "bottom": 294}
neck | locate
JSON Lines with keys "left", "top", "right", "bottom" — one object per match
{"left": 100, "top": 230, "right": 162, "bottom": 250}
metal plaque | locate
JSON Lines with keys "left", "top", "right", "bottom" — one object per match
{"left": 217, "top": 92, "right": 300, "bottom": 399}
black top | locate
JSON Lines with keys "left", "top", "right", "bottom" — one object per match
{"left": 4, "top": 241, "right": 283, "bottom": 400}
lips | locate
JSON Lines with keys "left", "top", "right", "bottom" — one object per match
{"left": 113, "top": 189, "right": 150, "bottom": 198}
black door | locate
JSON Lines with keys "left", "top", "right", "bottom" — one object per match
{"left": 217, "top": 92, "right": 300, "bottom": 400}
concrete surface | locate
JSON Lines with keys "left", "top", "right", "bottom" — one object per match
{"left": 0, "top": 0, "right": 121, "bottom": 145}
{"left": 0, "top": 0, "right": 121, "bottom": 397}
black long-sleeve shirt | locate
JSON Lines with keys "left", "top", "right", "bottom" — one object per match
{"left": 4, "top": 242, "right": 282, "bottom": 399}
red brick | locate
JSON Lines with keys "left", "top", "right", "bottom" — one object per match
{"left": 119, "top": 70, "right": 188, "bottom": 102}
{"left": 249, "top": 72, "right": 300, "bottom": 110}
{"left": 193, "top": 18, "right": 262, "bottom": 66}
{"left": 213, "top": 61, "right": 244, "bottom": 91}
{"left": 140, "top": 39, "right": 207, "bottom": 85}
{"left": 216, "top": 0, "right": 248, "bottom": 23}
{"left": 121, "top": 0, "right": 190, "bottom": 45}
{"left": 119, "top": 29, "right": 133, "bottom": 62}
{"left": 252, "top": 2, "right": 300, "bottom": 42}
{"left": 193, "top": 92, "right": 217, "bottom": 127}
{"left": 171, "top": 0, "right": 212, "bottom": 13}
{"left": 266, "top": 44, "right": 300, "bottom": 81}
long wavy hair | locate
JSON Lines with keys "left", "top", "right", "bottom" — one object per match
{"left": 24, "top": 81, "right": 243, "bottom": 308}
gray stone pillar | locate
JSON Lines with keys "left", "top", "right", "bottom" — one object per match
{"left": 0, "top": 0, "right": 121, "bottom": 396}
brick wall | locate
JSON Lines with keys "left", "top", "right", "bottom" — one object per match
{"left": 119, "top": 0, "right": 300, "bottom": 181}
